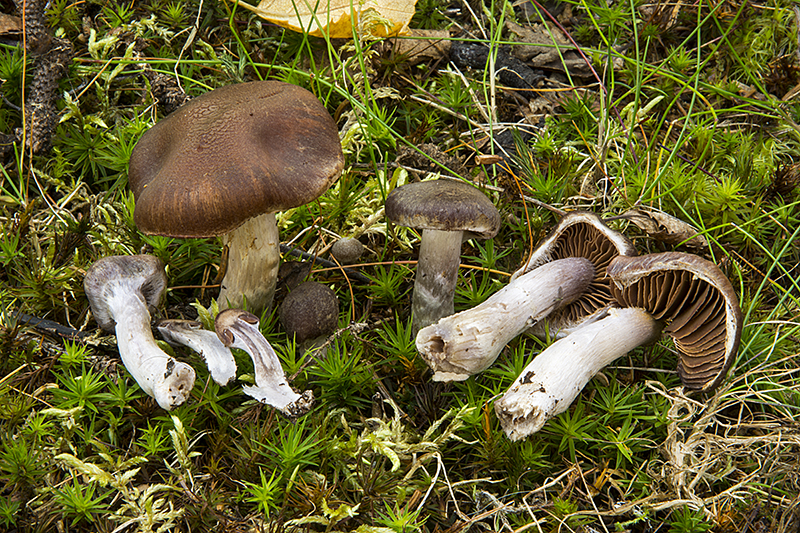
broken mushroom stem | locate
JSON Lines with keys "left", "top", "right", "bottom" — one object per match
{"left": 215, "top": 308, "right": 313, "bottom": 417}
{"left": 415, "top": 257, "right": 595, "bottom": 381}
{"left": 495, "top": 306, "right": 662, "bottom": 440}
{"left": 84, "top": 255, "right": 195, "bottom": 410}
{"left": 157, "top": 319, "right": 238, "bottom": 386}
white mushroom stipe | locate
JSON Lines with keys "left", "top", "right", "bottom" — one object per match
{"left": 217, "top": 212, "right": 280, "bottom": 312}
{"left": 158, "top": 319, "right": 237, "bottom": 386}
{"left": 84, "top": 255, "right": 195, "bottom": 410}
{"left": 415, "top": 257, "right": 595, "bottom": 381}
{"left": 215, "top": 309, "right": 313, "bottom": 417}
{"left": 495, "top": 307, "right": 661, "bottom": 440}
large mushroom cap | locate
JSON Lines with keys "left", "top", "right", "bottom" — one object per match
{"left": 129, "top": 81, "right": 344, "bottom": 238}
{"left": 512, "top": 211, "right": 637, "bottom": 332}
{"left": 607, "top": 252, "right": 743, "bottom": 391}
{"left": 385, "top": 179, "right": 500, "bottom": 238}
{"left": 84, "top": 255, "right": 167, "bottom": 332}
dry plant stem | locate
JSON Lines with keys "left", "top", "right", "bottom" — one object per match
{"left": 496, "top": 307, "right": 661, "bottom": 440}
{"left": 416, "top": 257, "right": 595, "bottom": 381}
{"left": 215, "top": 310, "right": 313, "bottom": 417}
{"left": 158, "top": 320, "right": 237, "bottom": 386}
{"left": 110, "top": 293, "right": 196, "bottom": 410}
{"left": 413, "top": 229, "right": 464, "bottom": 333}
{"left": 218, "top": 212, "right": 280, "bottom": 312}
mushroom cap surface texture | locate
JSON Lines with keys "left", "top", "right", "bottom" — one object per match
{"left": 607, "top": 252, "right": 743, "bottom": 391}
{"left": 129, "top": 80, "right": 344, "bottom": 238}
{"left": 279, "top": 281, "right": 339, "bottom": 344}
{"left": 84, "top": 254, "right": 167, "bottom": 332}
{"left": 513, "top": 211, "right": 637, "bottom": 332}
{"left": 385, "top": 179, "right": 500, "bottom": 238}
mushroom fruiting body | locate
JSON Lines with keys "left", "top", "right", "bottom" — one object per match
{"left": 495, "top": 307, "right": 661, "bottom": 440}
{"left": 84, "top": 255, "right": 196, "bottom": 410}
{"left": 416, "top": 257, "right": 595, "bottom": 381}
{"left": 511, "top": 211, "right": 637, "bottom": 339}
{"left": 158, "top": 319, "right": 237, "bottom": 386}
{"left": 607, "top": 252, "right": 742, "bottom": 391}
{"left": 495, "top": 251, "right": 742, "bottom": 440}
{"left": 215, "top": 308, "right": 313, "bottom": 417}
{"left": 279, "top": 281, "right": 339, "bottom": 346}
{"left": 128, "top": 80, "right": 344, "bottom": 314}
{"left": 385, "top": 179, "right": 500, "bottom": 334}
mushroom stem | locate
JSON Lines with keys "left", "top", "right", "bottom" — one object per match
{"left": 412, "top": 228, "right": 464, "bottom": 333}
{"left": 215, "top": 309, "right": 313, "bottom": 417}
{"left": 218, "top": 212, "right": 280, "bottom": 313}
{"left": 109, "top": 292, "right": 196, "bottom": 410}
{"left": 158, "top": 320, "right": 237, "bottom": 386}
{"left": 416, "top": 257, "right": 595, "bottom": 381}
{"left": 495, "top": 307, "right": 662, "bottom": 440}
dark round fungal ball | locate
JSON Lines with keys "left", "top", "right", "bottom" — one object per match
{"left": 279, "top": 281, "right": 339, "bottom": 344}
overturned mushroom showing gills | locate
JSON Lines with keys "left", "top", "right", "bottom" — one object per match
{"left": 385, "top": 179, "right": 500, "bottom": 334}
{"left": 607, "top": 252, "right": 742, "bottom": 391}
{"left": 416, "top": 257, "right": 595, "bottom": 381}
{"left": 215, "top": 308, "right": 313, "bottom": 417}
{"left": 158, "top": 319, "right": 237, "bottom": 386}
{"left": 495, "top": 307, "right": 661, "bottom": 440}
{"left": 129, "top": 81, "right": 344, "bottom": 314}
{"left": 84, "top": 255, "right": 195, "bottom": 410}
{"left": 495, "top": 251, "right": 743, "bottom": 440}
{"left": 511, "top": 211, "right": 637, "bottom": 338}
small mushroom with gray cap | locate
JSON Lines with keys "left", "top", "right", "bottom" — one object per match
{"left": 128, "top": 80, "right": 344, "bottom": 314}
{"left": 279, "top": 281, "right": 339, "bottom": 346}
{"left": 215, "top": 308, "right": 313, "bottom": 417}
{"left": 158, "top": 319, "right": 237, "bottom": 386}
{"left": 495, "top": 251, "right": 742, "bottom": 440}
{"left": 385, "top": 179, "right": 500, "bottom": 334}
{"left": 330, "top": 237, "right": 365, "bottom": 265}
{"left": 416, "top": 257, "right": 595, "bottom": 381}
{"left": 84, "top": 255, "right": 196, "bottom": 410}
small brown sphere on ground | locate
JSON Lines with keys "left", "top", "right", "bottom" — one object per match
{"left": 279, "top": 281, "right": 339, "bottom": 344}
{"left": 330, "top": 237, "right": 365, "bottom": 264}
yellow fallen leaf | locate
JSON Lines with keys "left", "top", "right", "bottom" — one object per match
{"left": 231, "top": 0, "right": 416, "bottom": 38}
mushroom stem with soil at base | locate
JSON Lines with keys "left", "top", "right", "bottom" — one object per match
{"left": 495, "top": 307, "right": 661, "bottom": 440}
{"left": 84, "top": 255, "right": 196, "bottom": 410}
{"left": 415, "top": 257, "right": 595, "bottom": 381}
{"left": 215, "top": 308, "right": 313, "bottom": 417}
{"left": 158, "top": 319, "right": 237, "bottom": 386}
{"left": 495, "top": 251, "right": 742, "bottom": 440}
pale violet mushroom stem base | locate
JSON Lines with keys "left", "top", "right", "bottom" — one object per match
{"left": 416, "top": 257, "right": 595, "bottom": 381}
{"left": 412, "top": 228, "right": 464, "bottom": 333}
{"left": 110, "top": 291, "right": 196, "bottom": 410}
{"left": 495, "top": 306, "right": 661, "bottom": 441}
{"left": 215, "top": 309, "right": 313, "bottom": 417}
{"left": 218, "top": 212, "right": 280, "bottom": 313}
{"left": 158, "top": 320, "right": 237, "bottom": 386}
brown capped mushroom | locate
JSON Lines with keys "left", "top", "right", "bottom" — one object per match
{"left": 385, "top": 179, "right": 500, "bottom": 333}
{"left": 84, "top": 255, "right": 196, "bottom": 410}
{"left": 279, "top": 281, "right": 339, "bottom": 346}
{"left": 215, "top": 308, "right": 313, "bottom": 417}
{"left": 607, "top": 252, "right": 742, "bottom": 391}
{"left": 511, "top": 210, "right": 637, "bottom": 337}
{"left": 416, "top": 257, "right": 595, "bottom": 381}
{"left": 129, "top": 81, "right": 344, "bottom": 314}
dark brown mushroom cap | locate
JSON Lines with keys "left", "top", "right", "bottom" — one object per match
{"left": 513, "top": 211, "right": 637, "bottom": 329}
{"left": 84, "top": 255, "right": 167, "bottom": 332}
{"left": 607, "top": 252, "right": 743, "bottom": 392}
{"left": 279, "top": 281, "right": 339, "bottom": 344}
{"left": 385, "top": 180, "right": 500, "bottom": 238}
{"left": 129, "top": 81, "right": 344, "bottom": 238}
